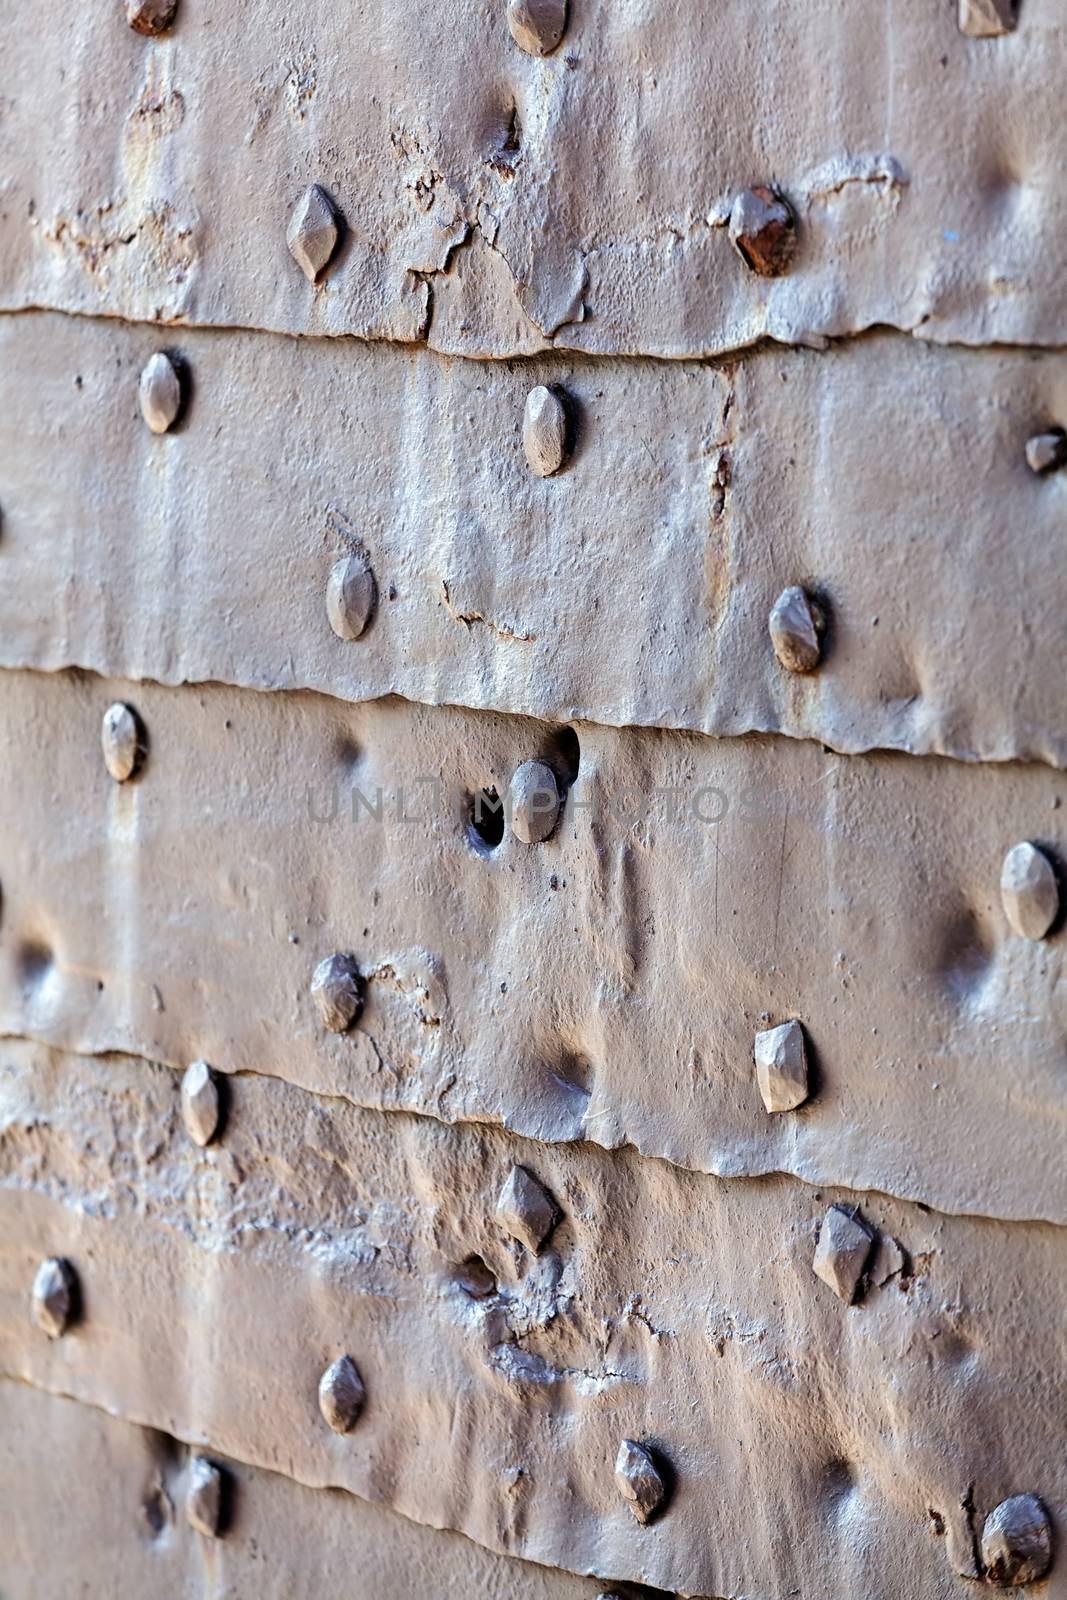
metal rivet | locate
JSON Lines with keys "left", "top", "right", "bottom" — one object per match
{"left": 311, "top": 952, "right": 365, "bottom": 1033}
{"left": 754, "top": 1019, "right": 809, "bottom": 1113}
{"left": 125, "top": 0, "right": 178, "bottom": 34}
{"left": 180, "top": 1060, "right": 220, "bottom": 1147}
{"left": 101, "top": 702, "right": 147, "bottom": 783}
{"left": 614, "top": 1439, "right": 666, "bottom": 1525}
{"left": 326, "top": 555, "right": 377, "bottom": 641}
{"left": 318, "top": 1354, "right": 366, "bottom": 1434}
{"left": 1024, "top": 429, "right": 1067, "bottom": 475}
{"left": 185, "top": 1456, "right": 224, "bottom": 1539}
{"left": 1000, "top": 841, "right": 1059, "bottom": 941}
{"left": 522, "top": 385, "right": 568, "bottom": 477}
{"left": 958, "top": 0, "right": 1015, "bottom": 36}
{"left": 506, "top": 0, "right": 567, "bottom": 55}
{"left": 287, "top": 186, "right": 340, "bottom": 284}
{"left": 769, "top": 585, "right": 824, "bottom": 674}
{"left": 980, "top": 1495, "right": 1052, "bottom": 1586}
{"left": 813, "top": 1204, "right": 875, "bottom": 1304}
{"left": 496, "top": 1165, "right": 559, "bottom": 1254}
{"left": 138, "top": 352, "right": 181, "bottom": 435}
{"left": 508, "top": 759, "right": 562, "bottom": 844}
{"left": 728, "top": 187, "right": 798, "bottom": 278}
{"left": 31, "top": 1256, "right": 78, "bottom": 1339}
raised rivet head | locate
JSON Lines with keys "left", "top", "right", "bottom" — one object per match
{"left": 1000, "top": 841, "right": 1059, "bottom": 941}
{"left": 326, "top": 555, "right": 377, "bottom": 641}
{"left": 138, "top": 352, "right": 181, "bottom": 435}
{"left": 507, "top": 0, "right": 567, "bottom": 55}
{"left": 32, "top": 1256, "right": 77, "bottom": 1339}
{"left": 318, "top": 1354, "right": 366, "bottom": 1434}
{"left": 958, "top": 0, "right": 1015, "bottom": 35}
{"left": 769, "top": 585, "right": 824, "bottom": 674}
{"left": 522, "top": 385, "right": 568, "bottom": 477}
{"left": 311, "top": 952, "right": 365, "bottom": 1033}
{"left": 287, "top": 185, "right": 340, "bottom": 283}
{"left": 614, "top": 1439, "right": 666, "bottom": 1525}
{"left": 729, "top": 186, "right": 797, "bottom": 277}
{"left": 1025, "top": 429, "right": 1067, "bottom": 475}
{"left": 754, "top": 1019, "right": 809, "bottom": 1113}
{"left": 180, "top": 1060, "right": 219, "bottom": 1147}
{"left": 496, "top": 1165, "right": 559, "bottom": 1254}
{"left": 101, "top": 702, "right": 146, "bottom": 783}
{"left": 125, "top": 0, "right": 178, "bottom": 34}
{"left": 813, "top": 1204, "right": 875, "bottom": 1304}
{"left": 981, "top": 1495, "right": 1052, "bottom": 1585}
{"left": 185, "top": 1457, "right": 224, "bottom": 1539}
{"left": 509, "top": 759, "right": 562, "bottom": 844}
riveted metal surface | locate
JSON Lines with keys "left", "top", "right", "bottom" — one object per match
{"left": 1, "top": 1042, "right": 1064, "bottom": 1600}
{"left": 0, "top": 1382, "right": 612, "bottom": 1600}
{"left": 2, "top": 313, "right": 1067, "bottom": 767}
{"left": 1, "top": 0, "right": 1065, "bottom": 355}
{"left": 0, "top": 668, "right": 1063, "bottom": 1223}
{"left": 3, "top": 0, "right": 1066, "bottom": 1588}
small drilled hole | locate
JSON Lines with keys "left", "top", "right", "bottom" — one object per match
{"left": 17, "top": 941, "right": 54, "bottom": 989}
{"left": 468, "top": 787, "right": 505, "bottom": 853}
{"left": 544, "top": 725, "right": 580, "bottom": 788}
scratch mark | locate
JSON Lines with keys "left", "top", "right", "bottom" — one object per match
{"left": 440, "top": 580, "right": 536, "bottom": 644}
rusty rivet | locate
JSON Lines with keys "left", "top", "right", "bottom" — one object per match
{"left": 318, "top": 1354, "right": 366, "bottom": 1434}
{"left": 523, "top": 385, "right": 568, "bottom": 477}
{"left": 769, "top": 585, "right": 824, "bottom": 674}
{"left": 125, "top": 0, "right": 178, "bottom": 35}
{"left": 754, "top": 1019, "right": 810, "bottom": 1113}
{"left": 101, "top": 702, "right": 147, "bottom": 783}
{"left": 958, "top": 0, "right": 1016, "bottom": 35}
{"left": 287, "top": 186, "right": 340, "bottom": 283}
{"left": 138, "top": 352, "right": 181, "bottom": 435}
{"left": 1025, "top": 429, "right": 1067, "bottom": 475}
{"left": 31, "top": 1256, "right": 78, "bottom": 1339}
{"left": 311, "top": 952, "right": 365, "bottom": 1033}
{"left": 507, "top": 0, "right": 567, "bottom": 55}
{"left": 980, "top": 1495, "right": 1052, "bottom": 1586}
{"left": 180, "top": 1060, "right": 220, "bottom": 1147}
{"left": 813, "top": 1204, "right": 875, "bottom": 1304}
{"left": 614, "top": 1439, "right": 667, "bottom": 1525}
{"left": 326, "top": 555, "right": 377, "bottom": 641}
{"left": 728, "top": 186, "right": 797, "bottom": 277}
{"left": 496, "top": 1165, "right": 559, "bottom": 1254}
{"left": 509, "top": 759, "right": 562, "bottom": 844}
{"left": 185, "top": 1457, "right": 224, "bottom": 1539}
{"left": 1000, "top": 841, "right": 1059, "bottom": 941}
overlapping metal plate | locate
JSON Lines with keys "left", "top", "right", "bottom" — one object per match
{"left": 1, "top": 1042, "right": 1062, "bottom": 1599}
{"left": 2, "top": 313, "right": 1066, "bottom": 766}
{"left": 1, "top": 0, "right": 1064, "bottom": 355}
{"left": 0, "top": 667, "right": 1062, "bottom": 1224}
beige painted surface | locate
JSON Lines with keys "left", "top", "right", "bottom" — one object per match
{"left": 0, "top": 1382, "right": 614, "bottom": 1598}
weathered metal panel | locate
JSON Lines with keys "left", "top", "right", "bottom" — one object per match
{"left": 1, "top": 1042, "right": 1063, "bottom": 1600}
{"left": 0, "top": 1381, "right": 610, "bottom": 1599}
{"left": 0, "top": 668, "right": 1063, "bottom": 1224}
{"left": 3, "top": 0, "right": 1067, "bottom": 1591}
{"left": 2, "top": 312, "right": 1067, "bottom": 767}
{"left": 1, "top": 0, "right": 1064, "bottom": 356}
